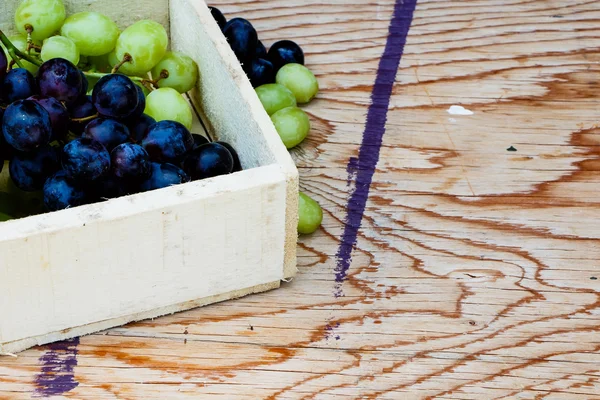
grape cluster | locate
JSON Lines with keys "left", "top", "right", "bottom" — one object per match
{"left": 0, "top": 0, "right": 241, "bottom": 219}
{"left": 210, "top": 6, "right": 323, "bottom": 234}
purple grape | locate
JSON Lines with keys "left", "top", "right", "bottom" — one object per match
{"left": 246, "top": 58, "right": 275, "bottom": 87}
{"left": 255, "top": 40, "right": 267, "bottom": 59}
{"left": 1, "top": 68, "right": 37, "bottom": 103}
{"left": 79, "top": 70, "right": 89, "bottom": 98}
{"left": 127, "top": 113, "right": 156, "bottom": 143}
{"left": 215, "top": 141, "right": 242, "bottom": 172}
{"left": 9, "top": 145, "right": 60, "bottom": 191}
{"left": 183, "top": 142, "right": 234, "bottom": 180}
{"left": 140, "top": 162, "right": 190, "bottom": 192}
{"left": 62, "top": 137, "right": 110, "bottom": 181}
{"left": 110, "top": 143, "right": 151, "bottom": 180}
{"left": 209, "top": 6, "right": 227, "bottom": 30}
{"left": 83, "top": 117, "right": 130, "bottom": 152}
{"left": 192, "top": 133, "right": 209, "bottom": 149}
{"left": 267, "top": 40, "right": 305, "bottom": 73}
{"left": 68, "top": 95, "right": 97, "bottom": 135}
{"left": 92, "top": 73, "right": 139, "bottom": 119}
{"left": 2, "top": 99, "right": 52, "bottom": 152}
{"left": 90, "top": 175, "right": 132, "bottom": 200}
{"left": 141, "top": 120, "right": 194, "bottom": 164}
{"left": 223, "top": 18, "right": 258, "bottom": 65}
{"left": 43, "top": 170, "right": 87, "bottom": 211}
{"left": 0, "top": 47, "right": 7, "bottom": 82}
{"left": 37, "top": 58, "right": 83, "bottom": 107}
{"left": 28, "top": 95, "right": 69, "bottom": 141}
{"left": 127, "top": 85, "right": 146, "bottom": 121}
{"left": 0, "top": 108, "right": 14, "bottom": 161}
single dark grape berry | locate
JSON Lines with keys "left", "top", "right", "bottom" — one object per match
{"left": 183, "top": 142, "right": 234, "bottom": 180}
{"left": 127, "top": 114, "right": 156, "bottom": 143}
{"left": 2, "top": 99, "right": 52, "bottom": 152}
{"left": 62, "top": 137, "right": 110, "bottom": 181}
{"left": 1, "top": 68, "right": 37, "bottom": 103}
{"left": 37, "top": 58, "right": 83, "bottom": 107}
{"left": 255, "top": 40, "right": 267, "bottom": 59}
{"left": 79, "top": 70, "right": 89, "bottom": 98}
{"left": 92, "top": 175, "right": 132, "bottom": 200}
{"left": 92, "top": 73, "right": 139, "bottom": 119}
{"left": 0, "top": 111, "right": 15, "bottom": 161}
{"left": 223, "top": 18, "right": 258, "bottom": 65}
{"left": 247, "top": 58, "right": 275, "bottom": 87}
{"left": 68, "top": 95, "right": 97, "bottom": 135}
{"left": 110, "top": 143, "right": 151, "bottom": 180}
{"left": 140, "top": 162, "right": 190, "bottom": 192}
{"left": 83, "top": 117, "right": 130, "bottom": 152}
{"left": 208, "top": 6, "right": 227, "bottom": 30}
{"left": 192, "top": 133, "right": 210, "bottom": 149}
{"left": 9, "top": 145, "right": 60, "bottom": 192}
{"left": 268, "top": 40, "right": 305, "bottom": 73}
{"left": 28, "top": 95, "right": 69, "bottom": 141}
{"left": 215, "top": 141, "right": 242, "bottom": 172}
{"left": 141, "top": 120, "right": 194, "bottom": 164}
{"left": 123, "top": 85, "right": 146, "bottom": 122}
{"left": 43, "top": 170, "right": 87, "bottom": 211}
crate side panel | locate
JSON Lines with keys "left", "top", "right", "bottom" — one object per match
{"left": 0, "top": 167, "right": 286, "bottom": 344}
{"left": 169, "top": 0, "right": 299, "bottom": 277}
{"left": 0, "top": 0, "right": 170, "bottom": 34}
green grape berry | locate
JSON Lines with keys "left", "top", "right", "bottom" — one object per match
{"left": 151, "top": 51, "right": 199, "bottom": 94}
{"left": 275, "top": 63, "right": 319, "bottom": 104}
{"left": 14, "top": 0, "right": 66, "bottom": 42}
{"left": 40, "top": 35, "right": 80, "bottom": 65}
{"left": 88, "top": 53, "right": 112, "bottom": 73}
{"left": 298, "top": 191, "right": 323, "bottom": 234}
{"left": 60, "top": 11, "right": 120, "bottom": 56}
{"left": 144, "top": 87, "right": 193, "bottom": 131}
{"left": 270, "top": 106, "right": 310, "bottom": 149}
{"left": 0, "top": 35, "right": 40, "bottom": 74}
{"left": 114, "top": 20, "right": 168, "bottom": 76}
{"left": 255, "top": 83, "right": 297, "bottom": 116}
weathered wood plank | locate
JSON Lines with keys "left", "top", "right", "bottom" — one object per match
{"left": 3, "top": 0, "right": 600, "bottom": 398}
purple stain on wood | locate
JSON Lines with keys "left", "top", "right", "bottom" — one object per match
{"left": 334, "top": 0, "right": 418, "bottom": 296}
{"left": 33, "top": 337, "right": 80, "bottom": 397}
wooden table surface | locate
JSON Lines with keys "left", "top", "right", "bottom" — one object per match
{"left": 3, "top": 0, "right": 600, "bottom": 398}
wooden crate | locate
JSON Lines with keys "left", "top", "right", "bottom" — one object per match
{"left": 0, "top": 0, "right": 298, "bottom": 355}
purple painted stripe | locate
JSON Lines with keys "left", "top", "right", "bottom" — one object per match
{"left": 34, "top": 337, "right": 80, "bottom": 397}
{"left": 334, "top": 0, "right": 418, "bottom": 296}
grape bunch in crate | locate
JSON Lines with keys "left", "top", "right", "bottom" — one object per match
{"left": 0, "top": 0, "right": 323, "bottom": 234}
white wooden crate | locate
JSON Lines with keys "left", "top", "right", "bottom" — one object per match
{"left": 0, "top": 0, "right": 298, "bottom": 355}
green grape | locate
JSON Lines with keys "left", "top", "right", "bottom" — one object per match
{"left": 40, "top": 35, "right": 80, "bottom": 65}
{"left": 60, "top": 12, "right": 120, "bottom": 56}
{"left": 88, "top": 53, "right": 112, "bottom": 73}
{"left": 114, "top": 20, "right": 168, "bottom": 76}
{"left": 144, "top": 88, "right": 193, "bottom": 130}
{"left": 270, "top": 106, "right": 310, "bottom": 149}
{"left": 275, "top": 63, "right": 319, "bottom": 104}
{"left": 0, "top": 35, "right": 40, "bottom": 75}
{"left": 255, "top": 83, "right": 297, "bottom": 116}
{"left": 14, "top": 0, "right": 66, "bottom": 42}
{"left": 298, "top": 191, "right": 322, "bottom": 234}
{"left": 151, "top": 51, "right": 199, "bottom": 94}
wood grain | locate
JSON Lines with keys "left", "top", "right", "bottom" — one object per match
{"left": 3, "top": 0, "right": 600, "bottom": 398}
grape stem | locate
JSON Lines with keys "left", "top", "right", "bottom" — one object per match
{"left": 25, "top": 25, "right": 33, "bottom": 56}
{"left": 0, "top": 29, "right": 42, "bottom": 67}
{"left": 70, "top": 113, "right": 99, "bottom": 123}
{"left": 82, "top": 70, "right": 146, "bottom": 85}
{"left": 111, "top": 53, "right": 132, "bottom": 73}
